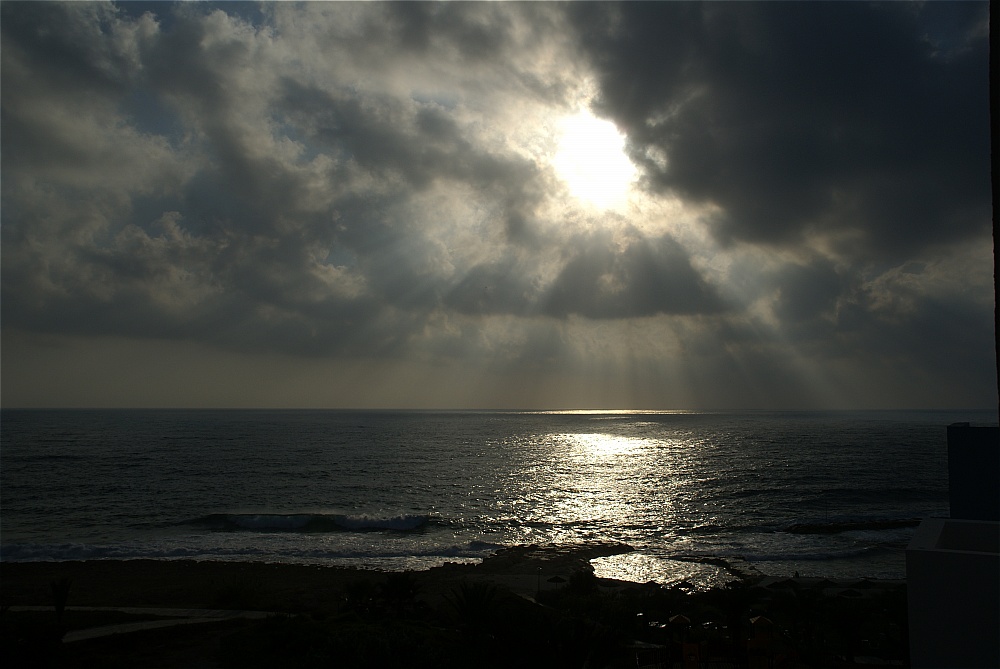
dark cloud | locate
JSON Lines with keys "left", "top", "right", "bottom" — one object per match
{"left": 446, "top": 257, "right": 538, "bottom": 316}
{"left": 575, "top": 2, "right": 991, "bottom": 256}
{"left": 545, "top": 231, "right": 726, "bottom": 319}
{"left": 384, "top": 1, "right": 508, "bottom": 61}
{"left": 0, "top": 1, "right": 144, "bottom": 95}
{"left": 770, "top": 259, "right": 842, "bottom": 324}
{"left": 447, "top": 228, "right": 727, "bottom": 320}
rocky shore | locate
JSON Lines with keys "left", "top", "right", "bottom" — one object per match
{"left": 1, "top": 543, "right": 909, "bottom": 667}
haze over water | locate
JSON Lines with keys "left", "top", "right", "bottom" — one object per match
{"left": 3, "top": 409, "right": 990, "bottom": 588}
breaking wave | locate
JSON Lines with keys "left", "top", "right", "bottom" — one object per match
{"left": 189, "top": 512, "right": 432, "bottom": 533}
{"left": 781, "top": 518, "right": 921, "bottom": 535}
{"left": 1, "top": 538, "right": 500, "bottom": 564}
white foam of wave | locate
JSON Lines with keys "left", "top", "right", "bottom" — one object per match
{"left": 0, "top": 537, "right": 500, "bottom": 567}
{"left": 333, "top": 513, "right": 428, "bottom": 531}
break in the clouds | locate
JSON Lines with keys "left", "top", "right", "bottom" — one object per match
{"left": 1, "top": 1, "right": 994, "bottom": 410}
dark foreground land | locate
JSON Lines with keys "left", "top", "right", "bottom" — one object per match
{"left": 1, "top": 545, "right": 908, "bottom": 668}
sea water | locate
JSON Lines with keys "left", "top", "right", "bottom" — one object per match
{"left": 1, "top": 409, "right": 992, "bottom": 587}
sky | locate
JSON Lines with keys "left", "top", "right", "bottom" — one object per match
{"left": 1, "top": 0, "right": 996, "bottom": 411}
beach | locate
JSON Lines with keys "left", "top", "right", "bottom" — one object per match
{"left": 1, "top": 543, "right": 635, "bottom": 611}
{"left": 2, "top": 544, "right": 910, "bottom": 668}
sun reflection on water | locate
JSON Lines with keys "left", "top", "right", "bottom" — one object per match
{"left": 562, "top": 432, "right": 646, "bottom": 459}
{"left": 527, "top": 431, "right": 677, "bottom": 543}
{"left": 591, "top": 553, "right": 735, "bottom": 590}
{"left": 489, "top": 427, "right": 720, "bottom": 575}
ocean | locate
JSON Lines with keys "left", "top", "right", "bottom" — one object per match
{"left": 1, "top": 409, "right": 992, "bottom": 589}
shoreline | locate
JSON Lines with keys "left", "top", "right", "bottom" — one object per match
{"left": 1, "top": 544, "right": 910, "bottom": 668}
{"left": 0, "top": 543, "right": 640, "bottom": 610}
{"left": 0, "top": 542, "right": 905, "bottom": 611}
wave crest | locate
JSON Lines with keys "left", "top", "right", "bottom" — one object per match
{"left": 190, "top": 512, "right": 431, "bottom": 533}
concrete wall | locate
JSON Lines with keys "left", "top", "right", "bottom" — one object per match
{"left": 906, "top": 518, "right": 1000, "bottom": 668}
{"left": 947, "top": 424, "right": 999, "bottom": 521}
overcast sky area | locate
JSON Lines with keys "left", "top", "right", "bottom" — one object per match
{"left": 1, "top": 1, "right": 996, "bottom": 410}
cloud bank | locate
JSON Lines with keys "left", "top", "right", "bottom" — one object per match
{"left": 1, "top": 1, "right": 994, "bottom": 410}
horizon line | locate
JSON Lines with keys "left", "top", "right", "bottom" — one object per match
{"left": 2, "top": 406, "right": 997, "bottom": 415}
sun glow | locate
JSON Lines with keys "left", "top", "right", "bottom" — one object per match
{"left": 551, "top": 111, "right": 637, "bottom": 211}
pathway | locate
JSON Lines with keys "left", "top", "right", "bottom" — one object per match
{"left": 8, "top": 605, "right": 276, "bottom": 643}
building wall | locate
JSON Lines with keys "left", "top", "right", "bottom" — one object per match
{"left": 906, "top": 518, "right": 1000, "bottom": 668}
{"left": 947, "top": 423, "right": 999, "bottom": 521}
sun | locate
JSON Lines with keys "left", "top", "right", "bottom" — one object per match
{"left": 551, "top": 111, "right": 637, "bottom": 211}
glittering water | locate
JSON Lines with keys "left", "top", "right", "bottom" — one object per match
{"left": 2, "top": 409, "right": 990, "bottom": 586}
